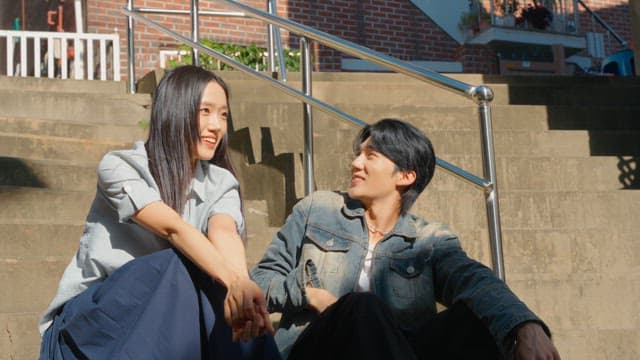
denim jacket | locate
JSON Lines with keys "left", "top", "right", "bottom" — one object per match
{"left": 251, "top": 191, "right": 545, "bottom": 358}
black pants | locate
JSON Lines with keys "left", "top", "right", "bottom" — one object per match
{"left": 289, "top": 293, "right": 500, "bottom": 360}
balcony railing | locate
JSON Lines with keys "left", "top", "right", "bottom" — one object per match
{"left": 0, "top": 30, "right": 120, "bottom": 81}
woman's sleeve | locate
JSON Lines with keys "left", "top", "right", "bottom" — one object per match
{"left": 97, "top": 153, "right": 162, "bottom": 223}
{"left": 203, "top": 171, "right": 245, "bottom": 235}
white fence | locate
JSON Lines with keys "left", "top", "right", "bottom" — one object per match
{"left": 0, "top": 30, "right": 120, "bottom": 81}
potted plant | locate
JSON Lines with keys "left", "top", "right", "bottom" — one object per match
{"left": 494, "top": 0, "right": 520, "bottom": 27}
{"left": 517, "top": 1, "right": 553, "bottom": 30}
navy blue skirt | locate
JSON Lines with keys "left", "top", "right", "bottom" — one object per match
{"left": 40, "top": 248, "right": 280, "bottom": 359}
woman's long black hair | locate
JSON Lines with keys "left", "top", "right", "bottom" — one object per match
{"left": 145, "top": 65, "right": 237, "bottom": 214}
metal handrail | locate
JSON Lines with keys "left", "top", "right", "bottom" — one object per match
{"left": 122, "top": 2, "right": 506, "bottom": 280}
{"left": 576, "top": 0, "right": 629, "bottom": 48}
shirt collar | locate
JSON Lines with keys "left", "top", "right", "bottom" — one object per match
{"left": 190, "top": 161, "right": 208, "bottom": 203}
{"left": 341, "top": 194, "right": 417, "bottom": 240}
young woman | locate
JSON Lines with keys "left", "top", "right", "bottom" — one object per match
{"left": 39, "top": 65, "right": 279, "bottom": 359}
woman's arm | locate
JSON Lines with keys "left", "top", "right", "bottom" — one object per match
{"left": 132, "top": 201, "right": 269, "bottom": 337}
{"left": 208, "top": 214, "right": 275, "bottom": 340}
{"left": 208, "top": 214, "right": 249, "bottom": 277}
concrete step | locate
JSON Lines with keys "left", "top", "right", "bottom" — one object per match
{"left": 229, "top": 102, "right": 639, "bottom": 162}
{"left": 329, "top": 104, "right": 638, "bottom": 133}
{"left": 0, "top": 89, "right": 150, "bottom": 124}
{"left": 0, "top": 157, "right": 97, "bottom": 191}
{"left": 314, "top": 155, "right": 636, "bottom": 194}
{"left": 0, "top": 75, "right": 128, "bottom": 94}
{"left": 449, "top": 228, "right": 639, "bottom": 281}
{"left": 414, "top": 190, "right": 640, "bottom": 232}
{"left": 1, "top": 258, "right": 68, "bottom": 314}
{"left": 327, "top": 104, "right": 640, "bottom": 131}
{"left": 13, "top": 133, "right": 632, "bottom": 225}
{"left": 0, "top": 198, "right": 277, "bottom": 264}
{"left": 217, "top": 70, "right": 640, "bottom": 88}
{"left": 271, "top": 126, "right": 639, "bottom": 160}
{"left": 226, "top": 78, "right": 640, "bottom": 107}
{"left": 0, "top": 116, "right": 147, "bottom": 142}
{"left": 0, "top": 222, "right": 82, "bottom": 261}
{"left": 3, "top": 185, "right": 638, "bottom": 231}
{"left": 0, "top": 132, "right": 133, "bottom": 162}
{"left": 0, "top": 312, "right": 41, "bottom": 360}
{"left": 243, "top": 199, "right": 280, "bottom": 269}
{"left": 0, "top": 187, "right": 94, "bottom": 223}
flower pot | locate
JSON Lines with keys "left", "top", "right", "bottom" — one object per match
{"left": 503, "top": 14, "right": 516, "bottom": 27}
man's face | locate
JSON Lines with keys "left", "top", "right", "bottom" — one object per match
{"left": 348, "top": 138, "right": 404, "bottom": 205}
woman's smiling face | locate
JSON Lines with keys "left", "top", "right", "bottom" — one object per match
{"left": 195, "top": 81, "right": 228, "bottom": 162}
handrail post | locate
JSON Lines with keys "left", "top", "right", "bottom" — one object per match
{"left": 267, "top": 0, "right": 276, "bottom": 77}
{"left": 472, "top": 85, "right": 505, "bottom": 281}
{"left": 126, "top": 0, "right": 135, "bottom": 93}
{"left": 267, "top": 0, "right": 287, "bottom": 81}
{"left": 300, "top": 36, "right": 314, "bottom": 195}
{"left": 573, "top": 0, "right": 580, "bottom": 34}
{"left": 191, "top": 0, "right": 200, "bottom": 66}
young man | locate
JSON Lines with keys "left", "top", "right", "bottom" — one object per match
{"left": 251, "top": 119, "right": 560, "bottom": 359}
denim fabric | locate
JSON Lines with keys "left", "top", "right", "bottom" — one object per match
{"left": 251, "top": 191, "right": 544, "bottom": 358}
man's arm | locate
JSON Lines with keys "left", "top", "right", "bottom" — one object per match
{"left": 250, "top": 195, "right": 314, "bottom": 313}
{"left": 431, "top": 235, "right": 559, "bottom": 358}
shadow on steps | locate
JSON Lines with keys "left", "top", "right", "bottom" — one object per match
{"left": 0, "top": 157, "right": 46, "bottom": 188}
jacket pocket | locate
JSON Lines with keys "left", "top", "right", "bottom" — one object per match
{"left": 302, "top": 226, "right": 353, "bottom": 283}
{"left": 388, "top": 257, "right": 427, "bottom": 299}
{"left": 305, "top": 226, "right": 352, "bottom": 252}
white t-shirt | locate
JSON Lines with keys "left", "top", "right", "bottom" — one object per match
{"left": 39, "top": 141, "right": 244, "bottom": 334}
{"left": 355, "top": 243, "right": 376, "bottom": 292}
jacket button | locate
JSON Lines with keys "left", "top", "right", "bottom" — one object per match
{"left": 326, "top": 239, "right": 334, "bottom": 247}
{"left": 406, "top": 266, "right": 415, "bottom": 274}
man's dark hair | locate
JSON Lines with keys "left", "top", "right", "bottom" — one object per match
{"left": 353, "top": 118, "right": 436, "bottom": 212}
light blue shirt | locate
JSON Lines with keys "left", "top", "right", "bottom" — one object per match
{"left": 40, "top": 141, "right": 244, "bottom": 334}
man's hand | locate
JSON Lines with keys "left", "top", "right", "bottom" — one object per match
{"left": 305, "top": 287, "right": 337, "bottom": 314}
{"left": 515, "top": 323, "right": 561, "bottom": 360}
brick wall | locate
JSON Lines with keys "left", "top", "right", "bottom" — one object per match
{"left": 87, "top": 0, "right": 462, "bottom": 79}
{"left": 86, "top": 0, "right": 631, "bottom": 80}
{"left": 281, "top": 0, "right": 460, "bottom": 71}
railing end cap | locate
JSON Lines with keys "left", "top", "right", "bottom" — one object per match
{"left": 469, "top": 85, "right": 494, "bottom": 104}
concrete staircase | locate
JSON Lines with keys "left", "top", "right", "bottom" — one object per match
{"left": 1, "top": 73, "right": 639, "bottom": 359}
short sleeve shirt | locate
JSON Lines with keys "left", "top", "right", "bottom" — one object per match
{"left": 39, "top": 141, "right": 244, "bottom": 334}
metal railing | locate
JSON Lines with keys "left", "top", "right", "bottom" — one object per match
{"left": 1, "top": 29, "right": 120, "bottom": 80}
{"left": 122, "top": 1, "right": 506, "bottom": 280}
{"left": 125, "top": 0, "right": 287, "bottom": 93}
{"left": 576, "top": 0, "right": 629, "bottom": 48}
{"left": 489, "top": 0, "right": 580, "bottom": 33}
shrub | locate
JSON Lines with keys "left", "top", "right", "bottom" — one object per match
{"left": 168, "top": 39, "right": 302, "bottom": 72}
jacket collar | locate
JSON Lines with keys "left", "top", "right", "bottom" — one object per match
{"left": 341, "top": 194, "right": 417, "bottom": 240}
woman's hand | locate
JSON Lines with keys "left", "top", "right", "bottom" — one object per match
{"left": 224, "top": 276, "right": 275, "bottom": 342}
{"left": 305, "top": 287, "right": 337, "bottom": 314}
